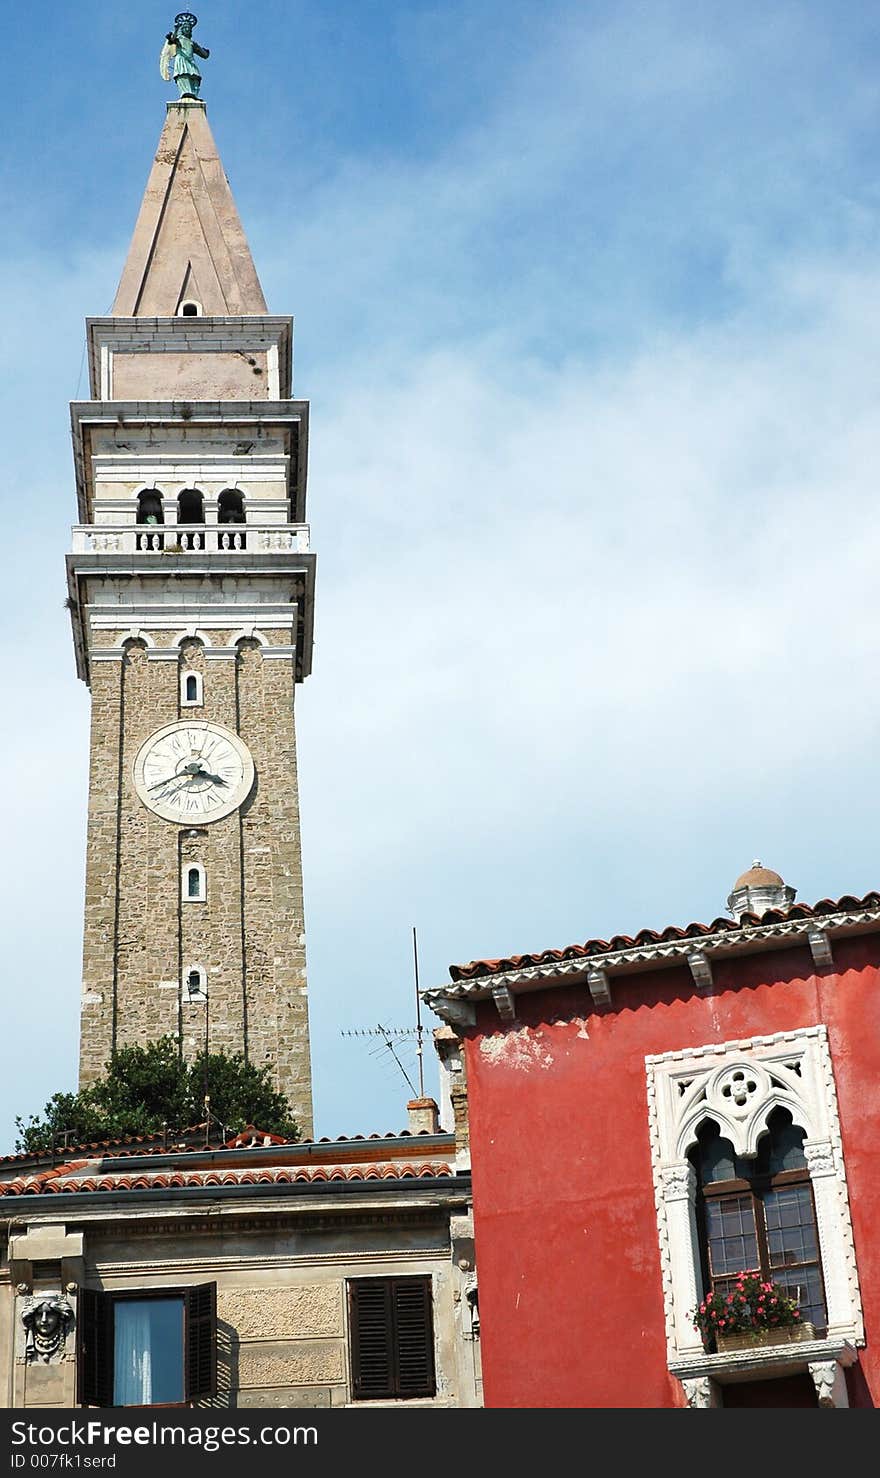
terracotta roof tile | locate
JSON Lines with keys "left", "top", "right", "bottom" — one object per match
{"left": 447, "top": 892, "right": 880, "bottom": 981}
{"left": 0, "top": 1162, "right": 453, "bottom": 1198}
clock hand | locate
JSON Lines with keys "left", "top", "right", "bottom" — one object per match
{"left": 150, "top": 777, "right": 192, "bottom": 800}
{"left": 147, "top": 760, "right": 205, "bottom": 791}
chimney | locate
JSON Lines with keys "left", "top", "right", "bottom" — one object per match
{"left": 407, "top": 1097, "right": 440, "bottom": 1135}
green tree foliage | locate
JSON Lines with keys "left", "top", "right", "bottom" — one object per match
{"left": 15, "top": 1038, "right": 299, "bottom": 1154}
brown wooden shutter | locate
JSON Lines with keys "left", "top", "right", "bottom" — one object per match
{"left": 77, "top": 1287, "right": 113, "bottom": 1407}
{"left": 392, "top": 1278, "right": 435, "bottom": 1398}
{"left": 350, "top": 1279, "right": 394, "bottom": 1399}
{"left": 349, "top": 1277, "right": 435, "bottom": 1400}
{"left": 184, "top": 1282, "right": 217, "bottom": 1401}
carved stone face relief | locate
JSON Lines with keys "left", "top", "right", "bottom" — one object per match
{"left": 21, "top": 1297, "right": 74, "bottom": 1363}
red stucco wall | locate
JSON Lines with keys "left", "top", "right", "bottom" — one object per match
{"left": 464, "top": 937, "right": 880, "bottom": 1408}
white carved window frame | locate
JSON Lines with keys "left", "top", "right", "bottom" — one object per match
{"left": 645, "top": 1026, "right": 864, "bottom": 1376}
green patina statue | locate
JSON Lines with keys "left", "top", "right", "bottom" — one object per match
{"left": 160, "top": 12, "right": 210, "bottom": 99}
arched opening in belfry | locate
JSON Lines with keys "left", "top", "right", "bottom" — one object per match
{"left": 218, "top": 489, "right": 245, "bottom": 524}
{"left": 177, "top": 489, "right": 205, "bottom": 524}
{"left": 136, "top": 489, "right": 164, "bottom": 525}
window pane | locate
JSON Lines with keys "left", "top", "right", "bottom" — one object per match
{"left": 188, "top": 869, "right": 200, "bottom": 898}
{"left": 773, "top": 1267, "right": 826, "bottom": 1334}
{"left": 706, "top": 1194, "right": 759, "bottom": 1276}
{"left": 763, "top": 1186, "right": 826, "bottom": 1332}
{"left": 694, "top": 1124, "right": 750, "bottom": 1184}
{"left": 765, "top": 1187, "right": 818, "bottom": 1256}
{"left": 113, "top": 1298, "right": 184, "bottom": 1406}
{"left": 755, "top": 1108, "right": 808, "bottom": 1175}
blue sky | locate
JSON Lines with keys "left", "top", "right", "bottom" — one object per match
{"left": 3, "top": 0, "right": 880, "bottom": 1146}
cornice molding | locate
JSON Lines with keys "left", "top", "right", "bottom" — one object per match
{"left": 425, "top": 903, "right": 880, "bottom": 1022}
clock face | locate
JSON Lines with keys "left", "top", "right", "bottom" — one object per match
{"left": 133, "top": 720, "right": 254, "bottom": 824}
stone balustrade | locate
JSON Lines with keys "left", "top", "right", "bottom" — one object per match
{"left": 71, "top": 523, "right": 310, "bottom": 554}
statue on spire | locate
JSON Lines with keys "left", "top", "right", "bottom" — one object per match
{"left": 160, "top": 13, "right": 210, "bottom": 99}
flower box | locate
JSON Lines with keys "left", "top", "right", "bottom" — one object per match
{"left": 716, "top": 1322, "right": 815, "bottom": 1353}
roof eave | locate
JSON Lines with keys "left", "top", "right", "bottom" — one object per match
{"left": 425, "top": 904, "right": 880, "bottom": 1025}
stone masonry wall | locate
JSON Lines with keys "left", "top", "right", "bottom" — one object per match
{"left": 79, "top": 633, "right": 313, "bottom": 1138}
{"left": 237, "top": 640, "right": 313, "bottom": 1135}
{"left": 79, "top": 657, "right": 124, "bottom": 1082}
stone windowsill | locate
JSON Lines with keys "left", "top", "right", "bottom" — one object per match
{"left": 669, "top": 1335, "right": 858, "bottom": 1386}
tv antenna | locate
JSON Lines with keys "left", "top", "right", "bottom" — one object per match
{"left": 341, "top": 926, "right": 426, "bottom": 1098}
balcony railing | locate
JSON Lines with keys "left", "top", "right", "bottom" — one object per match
{"left": 71, "top": 523, "right": 311, "bottom": 555}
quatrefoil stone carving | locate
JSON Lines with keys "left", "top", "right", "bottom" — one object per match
{"left": 718, "top": 1066, "right": 759, "bottom": 1108}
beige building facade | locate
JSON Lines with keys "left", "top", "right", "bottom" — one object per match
{"left": 68, "top": 100, "right": 316, "bottom": 1131}
{"left": 0, "top": 1122, "right": 481, "bottom": 1409}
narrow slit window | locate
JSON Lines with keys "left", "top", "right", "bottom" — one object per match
{"left": 185, "top": 967, "right": 207, "bottom": 1000}
{"left": 182, "top": 865, "right": 206, "bottom": 903}
{"left": 180, "top": 670, "right": 203, "bottom": 707}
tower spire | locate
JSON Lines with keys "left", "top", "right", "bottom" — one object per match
{"left": 111, "top": 101, "right": 268, "bottom": 317}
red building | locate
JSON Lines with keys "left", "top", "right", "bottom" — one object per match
{"left": 427, "top": 865, "right": 880, "bottom": 1408}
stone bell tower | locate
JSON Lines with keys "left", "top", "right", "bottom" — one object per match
{"left": 67, "top": 97, "right": 316, "bottom": 1135}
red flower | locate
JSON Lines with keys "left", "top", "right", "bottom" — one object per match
{"left": 792, "top": 1310, "right": 800, "bottom": 1319}
{"left": 726, "top": 1295, "right": 734, "bottom": 1304}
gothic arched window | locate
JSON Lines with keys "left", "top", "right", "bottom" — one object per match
{"left": 690, "top": 1109, "right": 827, "bottom": 1334}
{"left": 646, "top": 1027, "right": 864, "bottom": 1404}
